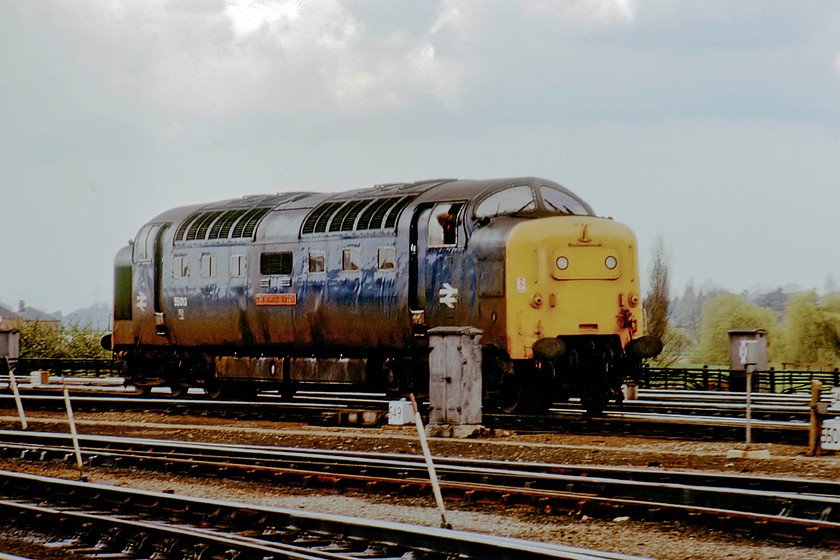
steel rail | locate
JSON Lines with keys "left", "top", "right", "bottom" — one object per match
{"left": 0, "top": 390, "right": 815, "bottom": 436}
{"left": 0, "top": 430, "right": 835, "bottom": 497}
{"left": 1, "top": 431, "right": 839, "bottom": 545}
{"left": 0, "top": 470, "right": 650, "bottom": 560}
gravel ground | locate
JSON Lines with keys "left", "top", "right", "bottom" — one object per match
{"left": 1, "top": 411, "right": 840, "bottom": 560}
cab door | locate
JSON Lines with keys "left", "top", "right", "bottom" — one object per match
{"left": 409, "top": 205, "right": 433, "bottom": 314}
{"left": 409, "top": 202, "right": 466, "bottom": 329}
{"left": 131, "top": 223, "right": 169, "bottom": 342}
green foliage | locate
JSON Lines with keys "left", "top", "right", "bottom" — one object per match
{"left": 649, "top": 325, "right": 697, "bottom": 367}
{"left": 16, "top": 320, "right": 110, "bottom": 359}
{"left": 644, "top": 235, "right": 669, "bottom": 340}
{"left": 694, "top": 293, "right": 778, "bottom": 365}
{"left": 776, "top": 291, "right": 840, "bottom": 366}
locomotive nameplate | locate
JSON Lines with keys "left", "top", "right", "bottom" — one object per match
{"left": 256, "top": 293, "right": 297, "bottom": 306}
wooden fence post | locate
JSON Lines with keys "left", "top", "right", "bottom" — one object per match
{"left": 808, "top": 379, "right": 824, "bottom": 457}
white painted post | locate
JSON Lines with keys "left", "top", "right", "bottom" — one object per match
{"left": 410, "top": 393, "right": 450, "bottom": 529}
{"left": 745, "top": 365, "right": 753, "bottom": 445}
{"left": 62, "top": 378, "right": 86, "bottom": 481}
{"left": 6, "top": 361, "right": 27, "bottom": 430}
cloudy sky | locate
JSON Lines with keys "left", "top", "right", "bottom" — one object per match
{"left": 2, "top": 1, "right": 840, "bottom": 315}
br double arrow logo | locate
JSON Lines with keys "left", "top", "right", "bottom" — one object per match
{"left": 438, "top": 283, "right": 458, "bottom": 309}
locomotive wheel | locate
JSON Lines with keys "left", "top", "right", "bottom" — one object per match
{"left": 203, "top": 383, "right": 222, "bottom": 399}
{"left": 169, "top": 386, "right": 187, "bottom": 399}
{"left": 134, "top": 386, "right": 153, "bottom": 398}
{"left": 580, "top": 369, "right": 608, "bottom": 415}
{"left": 484, "top": 354, "right": 554, "bottom": 414}
{"left": 497, "top": 370, "right": 524, "bottom": 414}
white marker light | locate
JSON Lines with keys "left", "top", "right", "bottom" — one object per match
{"left": 605, "top": 256, "right": 617, "bottom": 269}
{"left": 556, "top": 256, "right": 569, "bottom": 270}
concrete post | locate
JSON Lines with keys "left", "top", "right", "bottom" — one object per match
{"left": 426, "top": 327, "right": 483, "bottom": 438}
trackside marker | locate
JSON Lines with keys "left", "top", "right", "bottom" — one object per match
{"left": 62, "top": 377, "right": 87, "bottom": 481}
{"left": 410, "top": 393, "right": 451, "bottom": 529}
{"left": 6, "top": 359, "right": 27, "bottom": 430}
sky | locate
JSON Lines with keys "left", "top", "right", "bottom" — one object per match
{"left": 2, "top": 1, "right": 840, "bottom": 315}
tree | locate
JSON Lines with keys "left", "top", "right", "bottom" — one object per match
{"left": 644, "top": 235, "right": 669, "bottom": 341}
{"left": 16, "top": 320, "right": 110, "bottom": 359}
{"left": 694, "top": 293, "right": 778, "bottom": 365}
{"left": 651, "top": 325, "right": 697, "bottom": 367}
{"left": 777, "top": 291, "right": 840, "bottom": 366}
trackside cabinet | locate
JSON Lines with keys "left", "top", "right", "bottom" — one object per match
{"left": 0, "top": 330, "right": 19, "bottom": 360}
{"left": 728, "top": 329, "right": 768, "bottom": 392}
{"left": 427, "top": 327, "right": 483, "bottom": 436}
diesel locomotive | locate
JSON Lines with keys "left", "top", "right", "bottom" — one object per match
{"left": 105, "top": 177, "right": 661, "bottom": 413}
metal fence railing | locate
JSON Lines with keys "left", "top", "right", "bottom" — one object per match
{"left": 5, "top": 358, "right": 120, "bottom": 378}
{"left": 628, "top": 366, "right": 840, "bottom": 394}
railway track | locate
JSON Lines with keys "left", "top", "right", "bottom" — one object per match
{"left": 0, "top": 469, "right": 648, "bottom": 560}
{"left": 1, "top": 431, "right": 838, "bottom": 547}
{"left": 0, "top": 378, "right": 828, "bottom": 442}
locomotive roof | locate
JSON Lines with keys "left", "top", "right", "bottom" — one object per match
{"left": 147, "top": 177, "right": 588, "bottom": 244}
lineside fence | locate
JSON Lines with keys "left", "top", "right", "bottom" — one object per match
{"left": 3, "top": 358, "right": 119, "bottom": 378}
{"left": 627, "top": 365, "right": 840, "bottom": 394}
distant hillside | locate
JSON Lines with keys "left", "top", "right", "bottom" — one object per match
{"left": 63, "top": 303, "right": 111, "bottom": 331}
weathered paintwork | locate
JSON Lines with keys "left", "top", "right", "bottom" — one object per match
{"left": 110, "top": 177, "right": 654, "bottom": 409}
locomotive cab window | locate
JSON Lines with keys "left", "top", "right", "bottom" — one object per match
{"left": 133, "top": 224, "right": 161, "bottom": 263}
{"left": 540, "top": 185, "right": 590, "bottom": 216}
{"left": 377, "top": 247, "right": 396, "bottom": 271}
{"left": 473, "top": 186, "right": 536, "bottom": 219}
{"left": 428, "top": 202, "right": 464, "bottom": 247}
{"left": 342, "top": 248, "right": 360, "bottom": 272}
{"left": 261, "top": 252, "right": 293, "bottom": 275}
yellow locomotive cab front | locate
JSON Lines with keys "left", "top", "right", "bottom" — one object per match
{"left": 505, "top": 216, "right": 643, "bottom": 360}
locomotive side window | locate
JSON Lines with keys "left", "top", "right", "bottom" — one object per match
{"left": 540, "top": 186, "right": 590, "bottom": 216}
{"left": 261, "top": 252, "right": 293, "bottom": 275}
{"left": 473, "top": 186, "right": 535, "bottom": 219}
{"left": 230, "top": 255, "right": 247, "bottom": 278}
{"left": 173, "top": 256, "right": 188, "bottom": 279}
{"left": 377, "top": 247, "right": 396, "bottom": 271}
{"left": 342, "top": 248, "right": 360, "bottom": 272}
{"left": 133, "top": 224, "right": 161, "bottom": 262}
{"left": 428, "top": 202, "right": 464, "bottom": 247}
{"left": 308, "top": 251, "right": 325, "bottom": 273}
{"left": 200, "top": 254, "right": 217, "bottom": 278}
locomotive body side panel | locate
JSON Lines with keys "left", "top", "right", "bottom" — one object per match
{"left": 470, "top": 222, "right": 510, "bottom": 350}
{"left": 299, "top": 233, "right": 409, "bottom": 350}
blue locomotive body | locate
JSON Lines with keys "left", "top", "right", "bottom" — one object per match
{"left": 109, "top": 177, "right": 659, "bottom": 410}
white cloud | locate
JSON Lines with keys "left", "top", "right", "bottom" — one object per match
{"left": 523, "top": 0, "right": 639, "bottom": 24}
{"left": 226, "top": 0, "right": 301, "bottom": 37}
{"left": 37, "top": 1, "right": 478, "bottom": 118}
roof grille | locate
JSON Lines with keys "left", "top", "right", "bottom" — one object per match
{"left": 304, "top": 196, "right": 413, "bottom": 235}
{"left": 176, "top": 206, "right": 273, "bottom": 243}
{"left": 302, "top": 201, "right": 343, "bottom": 234}
{"left": 208, "top": 209, "right": 247, "bottom": 239}
{"left": 383, "top": 196, "right": 412, "bottom": 229}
